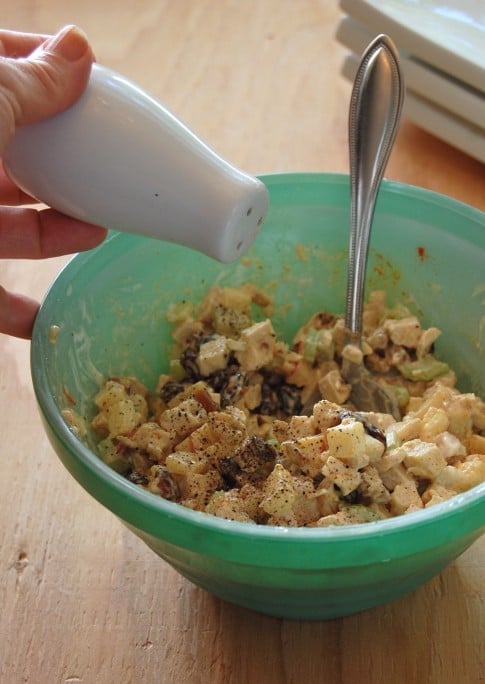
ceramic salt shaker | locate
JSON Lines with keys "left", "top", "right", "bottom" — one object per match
{"left": 4, "top": 64, "right": 269, "bottom": 263}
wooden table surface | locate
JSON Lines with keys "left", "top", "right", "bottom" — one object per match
{"left": 1, "top": 2, "right": 484, "bottom": 683}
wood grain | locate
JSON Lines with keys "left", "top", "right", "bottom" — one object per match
{"left": 1, "top": 2, "right": 484, "bottom": 683}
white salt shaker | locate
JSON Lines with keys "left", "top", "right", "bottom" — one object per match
{"left": 4, "top": 64, "right": 269, "bottom": 263}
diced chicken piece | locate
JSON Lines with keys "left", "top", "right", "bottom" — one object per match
{"left": 287, "top": 414, "right": 315, "bottom": 439}
{"left": 165, "top": 380, "right": 213, "bottom": 409}
{"left": 419, "top": 407, "right": 449, "bottom": 440}
{"left": 264, "top": 510, "right": 300, "bottom": 526}
{"left": 360, "top": 466, "right": 390, "bottom": 503}
{"left": 176, "top": 469, "right": 223, "bottom": 508}
{"left": 341, "top": 343, "right": 363, "bottom": 365}
{"left": 158, "top": 398, "right": 208, "bottom": 439}
{"left": 435, "top": 431, "right": 467, "bottom": 460}
{"left": 290, "top": 477, "right": 321, "bottom": 525}
{"left": 387, "top": 416, "right": 422, "bottom": 445}
{"left": 321, "top": 455, "right": 362, "bottom": 495}
{"left": 281, "top": 434, "right": 327, "bottom": 478}
{"left": 379, "top": 463, "right": 412, "bottom": 490}
{"left": 284, "top": 357, "right": 315, "bottom": 389}
{"left": 175, "top": 409, "right": 247, "bottom": 457}
{"left": 446, "top": 394, "right": 475, "bottom": 441}
{"left": 171, "top": 318, "right": 204, "bottom": 346}
{"left": 211, "top": 305, "right": 252, "bottom": 336}
{"left": 406, "top": 397, "right": 424, "bottom": 414}
{"left": 107, "top": 397, "right": 147, "bottom": 437}
{"left": 384, "top": 316, "right": 422, "bottom": 348}
{"left": 467, "top": 434, "right": 485, "bottom": 455}
{"left": 132, "top": 422, "right": 173, "bottom": 460}
{"left": 235, "top": 377, "right": 262, "bottom": 411}
{"left": 390, "top": 479, "right": 423, "bottom": 515}
{"left": 312, "top": 399, "right": 344, "bottom": 433}
{"left": 422, "top": 483, "right": 454, "bottom": 507}
{"left": 315, "top": 505, "right": 381, "bottom": 526}
{"left": 376, "top": 448, "right": 406, "bottom": 475}
{"left": 429, "top": 370, "right": 456, "bottom": 388}
{"left": 94, "top": 379, "right": 128, "bottom": 410}
{"left": 326, "top": 419, "right": 369, "bottom": 469}
{"left": 197, "top": 336, "right": 229, "bottom": 376}
{"left": 399, "top": 439, "right": 447, "bottom": 480}
{"left": 209, "top": 412, "right": 246, "bottom": 445}
{"left": 205, "top": 490, "right": 256, "bottom": 523}
{"left": 359, "top": 411, "right": 396, "bottom": 433}
{"left": 234, "top": 319, "right": 276, "bottom": 371}
{"left": 364, "top": 434, "right": 386, "bottom": 463}
{"left": 436, "top": 455, "right": 485, "bottom": 492}
{"left": 318, "top": 369, "right": 351, "bottom": 405}
{"left": 165, "top": 450, "right": 209, "bottom": 475}
{"left": 416, "top": 326, "right": 441, "bottom": 359}
{"left": 313, "top": 479, "right": 340, "bottom": 517}
{"left": 260, "top": 464, "right": 296, "bottom": 516}
{"left": 215, "top": 405, "right": 247, "bottom": 432}
{"left": 197, "top": 285, "right": 252, "bottom": 323}
{"left": 409, "top": 383, "right": 456, "bottom": 419}
{"left": 390, "top": 346, "right": 411, "bottom": 368}
{"left": 175, "top": 422, "right": 216, "bottom": 453}
{"left": 272, "top": 419, "right": 289, "bottom": 442}
{"left": 366, "top": 327, "right": 388, "bottom": 351}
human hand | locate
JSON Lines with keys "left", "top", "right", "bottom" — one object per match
{"left": 0, "top": 25, "right": 107, "bottom": 339}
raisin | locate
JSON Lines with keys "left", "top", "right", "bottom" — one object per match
{"left": 127, "top": 471, "right": 148, "bottom": 486}
{"left": 180, "top": 347, "right": 200, "bottom": 380}
{"left": 160, "top": 380, "right": 187, "bottom": 403}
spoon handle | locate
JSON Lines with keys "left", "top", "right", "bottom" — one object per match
{"left": 345, "top": 34, "right": 404, "bottom": 334}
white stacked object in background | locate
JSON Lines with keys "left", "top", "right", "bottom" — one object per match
{"left": 337, "top": 0, "right": 485, "bottom": 163}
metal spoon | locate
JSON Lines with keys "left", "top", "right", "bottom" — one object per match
{"left": 341, "top": 34, "right": 404, "bottom": 419}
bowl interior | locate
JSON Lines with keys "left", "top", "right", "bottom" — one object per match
{"left": 34, "top": 173, "right": 484, "bottom": 431}
{"left": 30, "top": 173, "right": 485, "bottom": 617}
{"left": 31, "top": 173, "right": 484, "bottom": 547}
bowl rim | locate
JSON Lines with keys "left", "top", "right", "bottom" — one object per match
{"left": 31, "top": 172, "right": 485, "bottom": 568}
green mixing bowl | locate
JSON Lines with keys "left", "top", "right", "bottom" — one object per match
{"left": 31, "top": 173, "right": 485, "bottom": 620}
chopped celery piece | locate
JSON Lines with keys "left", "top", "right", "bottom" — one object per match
{"left": 302, "top": 327, "right": 334, "bottom": 363}
{"left": 386, "top": 430, "right": 401, "bottom": 451}
{"left": 169, "top": 358, "right": 185, "bottom": 381}
{"left": 400, "top": 356, "right": 449, "bottom": 382}
{"left": 388, "top": 383, "right": 410, "bottom": 408}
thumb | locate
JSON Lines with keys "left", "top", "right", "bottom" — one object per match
{"left": 0, "top": 25, "right": 94, "bottom": 152}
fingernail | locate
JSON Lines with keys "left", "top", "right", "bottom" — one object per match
{"left": 44, "top": 25, "right": 89, "bottom": 61}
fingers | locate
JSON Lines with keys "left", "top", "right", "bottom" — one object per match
{"left": 0, "top": 286, "right": 39, "bottom": 339}
{"left": 0, "top": 30, "right": 48, "bottom": 57}
{"left": 0, "top": 26, "right": 100, "bottom": 340}
{"left": 0, "top": 25, "right": 95, "bottom": 151}
{"left": 0, "top": 205, "right": 107, "bottom": 259}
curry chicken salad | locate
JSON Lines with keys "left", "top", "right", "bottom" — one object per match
{"left": 91, "top": 285, "right": 485, "bottom": 526}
